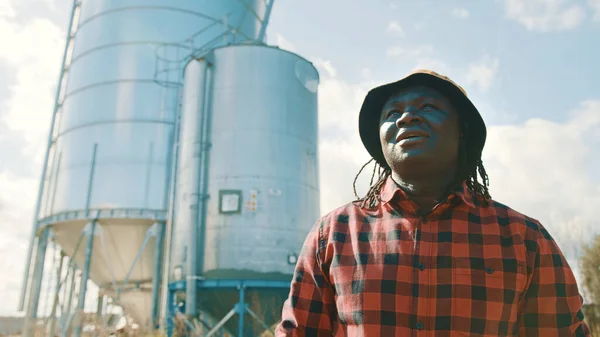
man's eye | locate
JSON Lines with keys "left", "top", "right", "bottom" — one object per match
{"left": 386, "top": 111, "right": 400, "bottom": 118}
{"left": 422, "top": 104, "right": 436, "bottom": 111}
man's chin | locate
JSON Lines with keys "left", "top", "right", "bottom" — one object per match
{"left": 385, "top": 151, "right": 432, "bottom": 168}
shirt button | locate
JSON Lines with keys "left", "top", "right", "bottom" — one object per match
{"left": 418, "top": 262, "right": 425, "bottom": 271}
{"left": 486, "top": 267, "right": 494, "bottom": 274}
{"left": 416, "top": 321, "right": 424, "bottom": 330}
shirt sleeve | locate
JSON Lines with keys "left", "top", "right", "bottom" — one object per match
{"left": 275, "top": 219, "right": 337, "bottom": 337}
{"left": 518, "top": 223, "right": 591, "bottom": 336}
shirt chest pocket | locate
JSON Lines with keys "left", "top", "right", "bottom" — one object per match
{"left": 452, "top": 257, "right": 528, "bottom": 336}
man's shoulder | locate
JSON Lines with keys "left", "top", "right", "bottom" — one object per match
{"left": 485, "top": 198, "right": 543, "bottom": 233}
{"left": 311, "top": 201, "right": 368, "bottom": 232}
{"left": 319, "top": 200, "right": 364, "bottom": 220}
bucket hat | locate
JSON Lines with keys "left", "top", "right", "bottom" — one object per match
{"left": 358, "top": 69, "right": 487, "bottom": 169}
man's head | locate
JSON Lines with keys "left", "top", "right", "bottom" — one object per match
{"left": 354, "top": 70, "right": 490, "bottom": 207}
{"left": 378, "top": 85, "right": 461, "bottom": 177}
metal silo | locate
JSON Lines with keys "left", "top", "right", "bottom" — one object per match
{"left": 168, "top": 45, "right": 320, "bottom": 336}
{"left": 20, "top": 0, "right": 271, "bottom": 335}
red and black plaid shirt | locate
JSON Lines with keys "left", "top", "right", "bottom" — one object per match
{"left": 276, "top": 177, "right": 590, "bottom": 336}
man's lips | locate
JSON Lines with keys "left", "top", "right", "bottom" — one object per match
{"left": 395, "top": 129, "right": 430, "bottom": 142}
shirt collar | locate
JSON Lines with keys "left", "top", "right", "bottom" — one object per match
{"left": 380, "top": 175, "right": 477, "bottom": 209}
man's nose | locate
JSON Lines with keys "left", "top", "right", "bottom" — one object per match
{"left": 395, "top": 109, "right": 422, "bottom": 128}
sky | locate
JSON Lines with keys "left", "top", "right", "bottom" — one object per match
{"left": 0, "top": 0, "right": 599, "bottom": 318}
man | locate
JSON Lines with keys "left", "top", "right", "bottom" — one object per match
{"left": 276, "top": 70, "right": 590, "bottom": 336}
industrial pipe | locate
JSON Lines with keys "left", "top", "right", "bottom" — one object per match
{"left": 177, "top": 58, "right": 210, "bottom": 316}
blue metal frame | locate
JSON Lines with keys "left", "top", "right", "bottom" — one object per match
{"left": 151, "top": 223, "right": 165, "bottom": 327}
{"left": 165, "top": 279, "right": 290, "bottom": 336}
{"left": 72, "top": 221, "right": 97, "bottom": 337}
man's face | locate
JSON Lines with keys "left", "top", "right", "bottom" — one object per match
{"left": 379, "top": 86, "right": 460, "bottom": 172}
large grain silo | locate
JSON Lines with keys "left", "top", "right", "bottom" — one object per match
{"left": 19, "top": 0, "right": 320, "bottom": 336}
{"left": 168, "top": 45, "right": 320, "bottom": 336}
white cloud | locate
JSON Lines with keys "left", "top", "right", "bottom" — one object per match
{"left": 311, "top": 62, "right": 377, "bottom": 212}
{"left": 466, "top": 55, "right": 500, "bottom": 92}
{"left": 0, "top": 171, "right": 38, "bottom": 316}
{"left": 361, "top": 68, "right": 373, "bottom": 80}
{"left": 504, "top": 0, "right": 585, "bottom": 32}
{"left": 386, "top": 20, "right": 405, "bottom": 36}
{"left": 451, "top": 8, "right": 470, "bottom": 19}
{"left": 0, "top": 1, "right": 16, "bottom": 17}
{"left": 274, "top": 33, "right": 296, "bottom": 52}
{"left": 0, "top": 16, "right": 64, "bottom": 161}
{"left": 483, "top": 100, "right": 600, "bottom": 282}
{"left": 0, "top": 172, "right": 38, "bottom": 240}
{"left": 315, "top": 62, "right": 375, "bottom": 140}
{"left": 413, "top": 22, "right": 427, "bottom": 31}
{"left": 412, "top": 57, "right": 450, "bottom": 74}
{"left": 386, "top": 44, "right": 449, "bottom": 74}
{"left": 589, "top": 0, "right": 600, "bottom": 21}
{"left": 386, "top": 46, "right": 404, "bottom": 57}
{"left": 387, "top": 43, "right": 498, "bottom": 94}
{"left": 41, "top": 0, "right": 60, "bottom": 13}
{"left": 387, "top": 44, "right": 435, "bottom": 58}
{"left": 0, "top": 0, "right": 66, "bottom": 316}
{"left": 311, "top": 57, "right": 337, "bottom": 77}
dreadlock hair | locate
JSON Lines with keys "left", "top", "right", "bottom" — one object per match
{"left": 353, "top": 122, "right": 491, "bottom": 209}
{"left": 353, "top": 159, "right": 392, "bottom": 208}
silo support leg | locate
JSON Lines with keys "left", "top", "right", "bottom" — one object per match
{"left": 22, "top": 227, "right": 50, "bottom": 337}
{"left": 245, "top": 307, "right": 274, "bottom": 335}
{"left": 151, "top": 222, "right": 165, "bottom": 328}
{"left": 165, "top": 289, "right": 174, "bottom": 337}
{"left": 71, "top": 220, "right": 97, "bottom": 337}
{"left": 47, "top": 252, "right": 65, "bottom": 337}
{"left": 94, "top": 294, "right": 104, "bottom": 336}
{"left": 59, "top": 231, "right": 85, "bottom": 335}
{"left": 205, "top": 308, "right": 236, "bottom": 337}
{"left": 237, "top": 285, "right": 245, "bottom": 337}
{"left": 61, "top": 267, "right": 78, "bottom": 336}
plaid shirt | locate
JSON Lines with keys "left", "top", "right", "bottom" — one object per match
{"left": 276, "top": 177, "right": 590, "bottom": 336}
